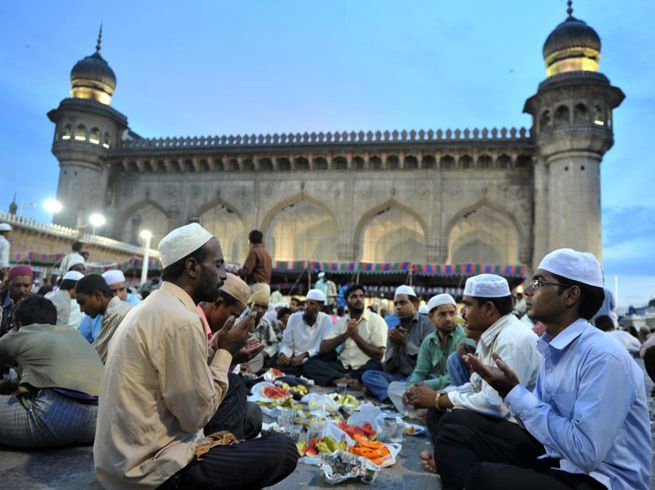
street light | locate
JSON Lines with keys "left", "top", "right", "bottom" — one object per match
{"left": 89, "top": 213, "right": 106, "bottom": 235}
{"left": 44, "top": 199, "right": 63, "bottom": 223}
{"left": 140, "top": 229, "right": 153, "bottom": 285}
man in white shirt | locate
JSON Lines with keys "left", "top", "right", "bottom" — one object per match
{"left": 275, "top": 289, "right": 334, "bottom": 375}
{"left": 0, "top": 223, "right": 11, "bottom": 280}
{"left": 406, "top": 274, "right": 539, "bottom": 474}
{"left": 303, "top": 284, "right": 387, "bottom": 386}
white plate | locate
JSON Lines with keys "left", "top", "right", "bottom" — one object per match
{"left": 404, "top": 422, "right": 426, "bottom": 436}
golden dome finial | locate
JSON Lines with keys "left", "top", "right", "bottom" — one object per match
{"left": 96, "top": 24, "right": 103, "bottom": 53}
{"left": 567, "top": 0, "right": 573, "bottom": 17}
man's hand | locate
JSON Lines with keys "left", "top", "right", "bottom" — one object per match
{"left": 346, "top": 318, "right": 358, "bottom": 338}
{"left": 389, "top": 328, "right": 407, "bottom": 348}
{"left": 212, "top": 312, "right": 256, "bottom": 357}
{"left": 289, "top": 353, "right": 306, "bottom": 367}
{"left": 405, "top": 382, "right": 438, "bottom": 409}
{"left": 457, "top": 342, "right": 476, "bottom": 360}
{"left": 278, "top": 353, "right": 290, "bottom": 366}
{"left": 233, "top": 337, "right": 266, "bottom": 364}
{"left": 464, "top": 353, "right": 519, "bottom": 398}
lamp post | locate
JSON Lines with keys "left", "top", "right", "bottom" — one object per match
{"left": 44, "top": 199, "right": 63, "bottom": 223}
{"left": 89, "top": 213, "right": 106, "bottom": 235}
{"left": 140, "top": 230, "right": 153, "bottom": 285}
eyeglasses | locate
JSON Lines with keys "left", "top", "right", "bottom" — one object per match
{"left": 528, "top": 279, "right": 570, "bottom": 290}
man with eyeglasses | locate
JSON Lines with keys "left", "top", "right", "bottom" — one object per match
{"left": 449, "top": 249, "right": 651, "bottom": 490}
{"left": 102, "top": 270, "right": 141, "bottom": 306}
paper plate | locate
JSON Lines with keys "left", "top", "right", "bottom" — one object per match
{"left": 404, "top": 423, "right": 426, "bottom": 436}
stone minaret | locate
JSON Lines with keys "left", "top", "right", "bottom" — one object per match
{"left": 47, "top": 27, "right": 127, "bottom": 229}
{"left": 525, "top": 2, "right": 624, "bottom": 267}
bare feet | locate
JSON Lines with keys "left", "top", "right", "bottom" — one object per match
{"left": 419, "top": 450, "right": 437, "bottom": 473}
{"left": 416, "top": 408, "right": 427, "bottom": 425}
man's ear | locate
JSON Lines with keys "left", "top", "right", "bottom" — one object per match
{"left": 563, "top": 285, "right": 582, "bottom": 308}
{"left": 483, "top": 300, "right": 495, "bottom": 319}
{"left": 186, "top": 258, "right": 200, "bottom": 278}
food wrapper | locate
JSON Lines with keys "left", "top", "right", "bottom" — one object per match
{"left": 262, "top": 368, "right": 285, "bottom": 382}
{"left": 319, "top": 451, "right": 379, "bottom": 485}
{"left": 301, "top": 393, "right": 340, "bottom": 413}
{"left": 347, "top": 402, "right": 385, "bottom": 437}
{"left": 299, "top": 423, "right": 355, "bottom": 466}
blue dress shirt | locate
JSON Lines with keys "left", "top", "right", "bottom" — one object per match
{"left": 505, "top": 318, "right": 652, "bottom": 490}
{"left": 77, "top": 314, "right": 103, "bottom": 342}
{"left": 126, "top": 293, "right": 141, "bottom": 306}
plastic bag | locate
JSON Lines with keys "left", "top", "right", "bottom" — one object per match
{"left": 299, "top": 422, "right": 355, "bottom": 466}
{"left": 301, "top": 393, "right": 339, "bottom": 413}
{"left": 319, "top": 451, "right": 379, "bottom": 485}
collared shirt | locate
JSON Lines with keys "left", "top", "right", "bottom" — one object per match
{"left": 77, "top": 314, "right": 103, "bottom": 342}
{"left": 384, "top": 312, "right": 435, "bottom": 377}
{"left": 0, "top": 235, "right": 9, "bottom": 268}
{"left": 93, "top": 296, "right": 134, "bottom": 363}
{"left": 279, "top": 311, "right": 334, "bottom": 358}
{"left": 45, "top": 288, "right": 72, "bottom": 326}
{"left": 252, "top": 316, "right": 281, "bottom": 358}
{"left": 325, "top": 309, "right": 388, "bottom": 370}
{"left": 447, "top": 314, "right": 539, "bottom": 423}
{"left": 94, "top": 281, "right": 233, "bottom": 490}
{"left": 505, "top": 319, "right": 652, "bottom": 490}
{"left": 0, "top": 323, "right": 103, "bottom": 395}
{"left": 126, "top": 293, "right": 141, "bottom": 306}
{"left": 238, "top": 244, "right": 272, "bottom": 285}
{"left": 384, "top": 312, "right": 400, "bottom": 329}
{"left": 68, "top": 298, "right": 83, "bottom": 328}
{"left": 408, "top": 324, "right": 476, "bottom": 390}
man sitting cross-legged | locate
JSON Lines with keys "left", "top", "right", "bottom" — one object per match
{"left": 303, "top": 284, "right": 387, "bottom": 387}
{"left": 389, "top": 294, "right": 476, "bottom": 416}
{"left": 0, "top": 295, "right": 103, "bottom": 448}
{"left": 94, "top": 224, "right": 298, "bottom": 490}
{"left": 404, "top": 274, "right": 540, "bottom": 475}
{"left": 452, "top": 249, "right": 652, "bottom": 490}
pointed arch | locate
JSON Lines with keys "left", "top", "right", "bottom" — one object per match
{"left": 118, "top": 198, "right": 170, "bottom": 246}
{"left": 195, "top": 196, "right": 246, "bottom": 262}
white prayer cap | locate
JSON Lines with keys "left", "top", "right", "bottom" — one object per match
{"left": 318, "top": 272, "right": 325, "bottom": 278}
{"left": 464, "top": 274, "right": 510, "bottom": 298}
{"left": 306, "top": 289, "right": 326, "bottom": 303}
{"left": 418, "top": 304, "right": 429, "bottom": 314}
{"left": 67, "top": 256, "right": 86, "bottom": 270}
{"left": 158, "top": 223, "right": 214, "bottom": 268}
{"left": 537, "top": 248, "right": 603, "bottom": 288}
{"left": 427, "top": 293, "right": 457, "bottom": 313}
{"left": 0, "top": 223, "right": 11, "bottom": 231}
{"left": 102, "top": 269, "right": 126, "bottom": 285}
{"left": 394, "top": 285, "right": 416, "bottom": 298}
{"left": 63, "top": 271, "right": 84, "bottom": 281}
{"left": 275, "top": 302, "right": 288, "bottom": 309}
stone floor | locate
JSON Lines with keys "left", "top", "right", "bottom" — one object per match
{"left": 1, "top": 362, "right": 654, "bottom": 489}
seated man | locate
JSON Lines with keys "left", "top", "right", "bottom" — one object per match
{"left": 445, "top": 316, "right": 481, "bottom": 387}
{"left": 247, "top": 289, "right": 282, "bottom": 373}
{"left": 0, "top": 265, "right": 34, "bottom": 337}
{"left": 405, "top": 274, "right": 539, "bottom": 475}
{"left": 94, "top": 224, "right": 297, "bottom": 489}
{"left": 44, "top": 270, "right": 84, "bottom": 326}
{"left": 199, "top": 272, "right": 250, "bottom": 343}
{"left": 75, "top": 274, "right": 134, "bottom": 363}
{"left": 0, "top": 295, "right": 102, "bottom": 448}
{"left": 361, "top": 285, "right": 434, "bottom": 402}
{"left": 303, "top": 284, "right": 387, "bottom": 387}
{"left": 455, "top": 249, "right": 651, "bottom": 490}
{"left": 388, "top": 294, "right": 475, "bottom": 415}
{"left": 275, "top": 289, "right": 334, "bottom": 376}
{"left": 102, "top": 269, "right": 141, "bottom": 306}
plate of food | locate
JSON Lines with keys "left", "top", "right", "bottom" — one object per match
{"left": 404, "top": 422, "right": 426, "bottom": 436}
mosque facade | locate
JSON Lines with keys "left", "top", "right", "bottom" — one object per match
{"left": 47, "top": 9, "right": 624, "bottom": 271}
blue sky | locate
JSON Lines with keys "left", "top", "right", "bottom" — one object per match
{"left": 1, "top": 1, "right": 653, "bottom": 307}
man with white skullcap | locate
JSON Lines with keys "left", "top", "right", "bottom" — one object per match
{"left": 389, "top": 294, "right": 476, "bottom": 416}
{"left": 102, "top": 270, "right": 141, "bottom": 306}
{"left": 94, "top": 224, "right": 298, "bottom": 490}
{"left": 361, "top": 285, "right": 435, "bottom": 402}
{"left": 0, "top": 223, "right": 11, "bottom": 280}
{"left": 420, "top": 274, "right": 539, "bottom": 476}
{"left": 315, "top": 271, "right": 338, "bottom": 308}
{"left": 458, "top": 249, "right": 651, "bottom": 490}
{"left": 275, "top": 288, "right": 334, "bottom": 376}
{"left": 59, "top": 241, "right": 86, "bottom": 275}
{"left": 304, "top": 284, "right": 387, "bottom": 387}
{"left": 44, "top": 270, "right": 84, "bottom": 326}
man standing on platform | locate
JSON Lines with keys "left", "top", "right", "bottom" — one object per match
{"left": 303, "top": 284, "right": 387, "bottom": 387}
{"left": 237, "top": 230, "right": 272, "bottom": 295}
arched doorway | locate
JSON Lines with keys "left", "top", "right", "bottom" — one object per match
{"left": 359, "top": 206, "right": 426, "bottom": 262}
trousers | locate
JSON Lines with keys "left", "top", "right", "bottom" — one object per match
{"left": 302, "top": 351, "right": 383, "bottom": 386}
{"left": 204, "top": 372, "right": 261, "bottom": 440}
{"left": 360, "top": 370, "right": 406, "bottom": 401}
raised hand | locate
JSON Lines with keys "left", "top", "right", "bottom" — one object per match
{"left": 464, "top": 352, "right": 519, "bottom": 398}
{"left": 233, "top": 337, "right": 266, "bottom": 364}
{"left": 212, "top": 312, "right": 257, "bottom": 357}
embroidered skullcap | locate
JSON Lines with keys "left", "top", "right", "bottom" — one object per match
{"left": 219, "top": 273, "right": 249, "bottom": 306}
{"left": 158, "top": 223, "right": 213, "bottom": 269}
{"left": 102, "top": 270, "right": 125, "bottom": 286}
{"left": 0, "top": 223, "right": 11, "bottom": 231}
{"left": 427, "top": 293, "right": 457, "bottom": 313}
{"left": 538, "top": 248, "right": 603, "bottom": 288}
{"left": 306, "top": 289, "right": 326, "bottom": 303}
{"left": 8, "top": 265, "right": 33, "bottom": 280}
{"left": 63, "top": 271, "right": 84, "bottom": 281}
{"left": 67, "top": 255, "right": 86, "bottom": 270}
{"left": 318, "top": 272, "right": 325, "bottom": 278}
{"left": 394, "top": 285, "right": 416, "bottom": 298}
{"left": 464, "top": 274, "right": 510, "bottom": 298}
{"left": 249, "top": 289, "right": 270, "bottom": 305}
{"left": 418, "top": 304, "right": 429, "bottom": 314}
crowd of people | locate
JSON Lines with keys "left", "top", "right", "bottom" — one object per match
{"left": 0, "top": 222, "right": 653, "bottom": 489}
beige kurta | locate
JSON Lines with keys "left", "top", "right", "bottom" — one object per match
{"left": 325, "top": 309, "right": 388, "bottom": 369}
{"left": 94, "top": 281, "right": 233, "bottom": 490}
{"left": 93, "top": 296, "right": 133, "bottom": 363}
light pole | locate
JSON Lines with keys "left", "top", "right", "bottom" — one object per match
{"left": 140, "top": 230, "right": 152, "bottom": 285}
{"left": 44, "top": 199, "right": 63, "bottom": 223}
{"left": 89, "top": 213, "right": 106, "bottom": 235}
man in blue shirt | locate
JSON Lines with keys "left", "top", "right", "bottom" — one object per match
{"left": 447, "top": 248, "right": 651, "bottom": 490}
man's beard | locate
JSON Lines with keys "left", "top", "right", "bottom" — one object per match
{"left": 303, "top": 310, "right": 318, "bottom": 326}
{"left": 193, "top": 266, "right": 220, "bottom": 304}
{"left": 348, "top": 304, "right": 364, "bottom": 316}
